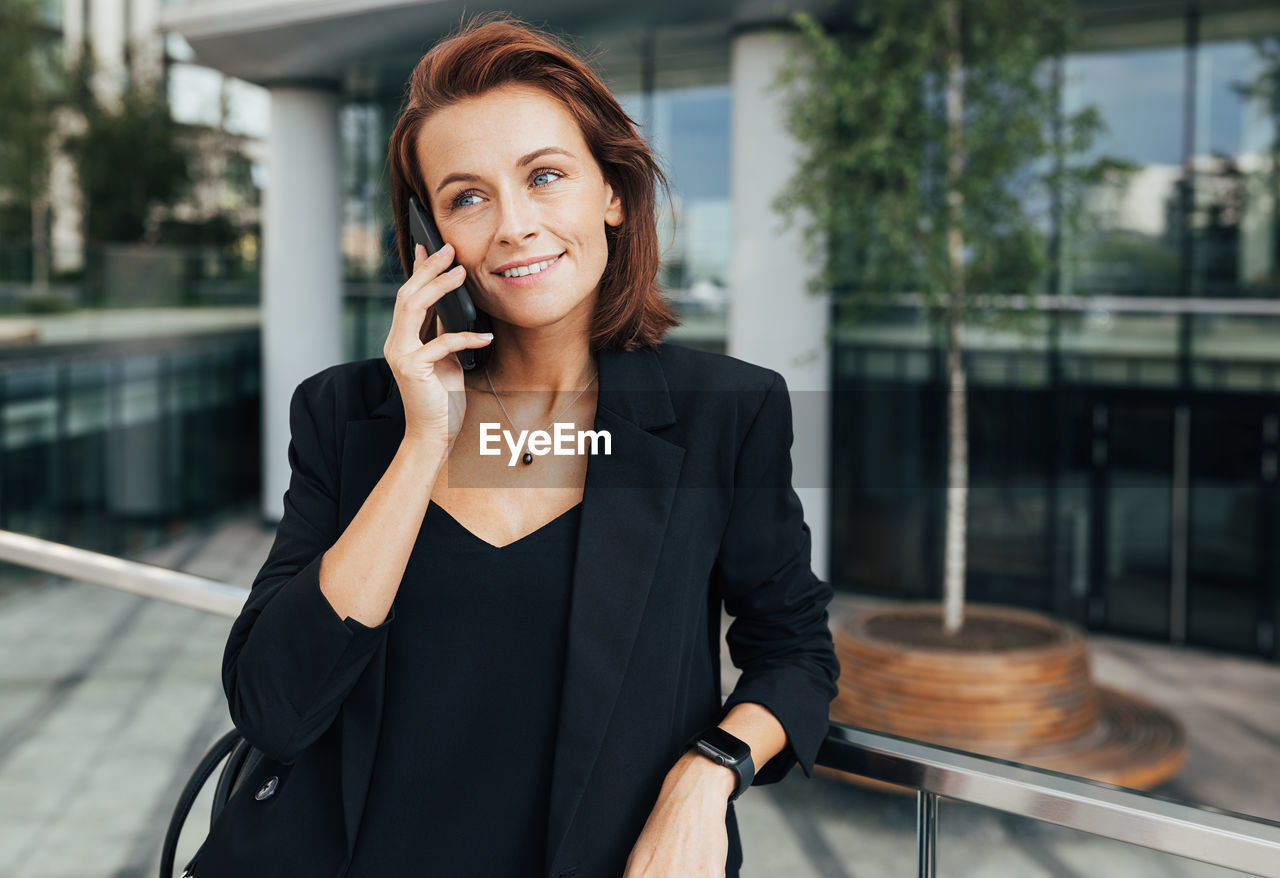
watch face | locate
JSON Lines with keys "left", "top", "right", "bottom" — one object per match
{"left": 697, "top": 728, "right": 750, "bottom": 765}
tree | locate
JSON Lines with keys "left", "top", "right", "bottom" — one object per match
{"left": 775, "top": 0, "right": 1130, "bottom": 632}
{"left": 62, "top": 47, "right": 190, "bottom": 243}
{"left": 0, "top": 0, "right": 59, "bottom": 267}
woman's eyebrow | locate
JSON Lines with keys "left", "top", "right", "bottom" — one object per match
{"left": 434, "top": 172, "right": 481, "bottom": 194}
{"left": 517, "top": 146, "right": 574, "bottom": 166}
{"left": 433, "top": 147, "right": 576, "bottom": 194}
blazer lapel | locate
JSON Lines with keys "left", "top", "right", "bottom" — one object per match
{"left": 545, "top": 346, "right": 684, "bottom": 870}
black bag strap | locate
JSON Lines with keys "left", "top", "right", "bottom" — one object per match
{"left": 160, "top": 728, "right": 243, "bottom": 878}
{"left": 210, "top": 735, "right": 254, "bottom": 825}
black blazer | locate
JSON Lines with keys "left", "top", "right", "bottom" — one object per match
{"left": 197, "top": 342, "right": 839, "bottom": 878}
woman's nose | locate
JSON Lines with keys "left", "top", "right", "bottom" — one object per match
{"left": 495, "top": 194, "right": 539, "bottom": 245}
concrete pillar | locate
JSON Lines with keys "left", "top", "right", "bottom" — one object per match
{"left": 128, "top": 0, "right": 165, "bottom": 84}
{"left": 62, "top": 0, "right": 84, "bottom": 59}
{"left": 729, "top": 29, "right": 831, "bottom": 581}
{"left": 262, "top": 86, "right": 344, "bottom": 523}
{"left": 53, "top": 1, "right": 88, "bottom": 276}
{"left": 88, "top": 0, "right": 126, "bottom": 106}
{"left": 49, "top": 107, "right": 84, "bottom": 274}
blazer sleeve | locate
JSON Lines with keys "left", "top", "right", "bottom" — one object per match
{"left": 222, "top": 377, "right": 395, "bottom": 763}
{"left": 715, "top": 370, "right": 840, "bottom": 784}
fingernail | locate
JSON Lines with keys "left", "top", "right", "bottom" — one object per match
{"left": 477, "top": 332, "right": 494, "bottom": 340}
{"left": 449, "top": 265, "right": 465, "bottom": 275}
{"left": 415, "top": 244, "right": 425, "bottom": 259}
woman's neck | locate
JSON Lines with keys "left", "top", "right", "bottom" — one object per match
{"left": 476, "top": 325, "right": 596, "bottom": 393}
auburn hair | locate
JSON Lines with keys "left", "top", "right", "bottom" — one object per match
{"left": 386, "top": 14, "right": 679, "bottom": 355}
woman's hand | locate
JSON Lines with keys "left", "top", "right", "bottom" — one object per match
{"left": 622, "top": 751, "right": 735, "bottom": 878}
{"left": 383, "top": 242, "right": 492, "bottom": 450}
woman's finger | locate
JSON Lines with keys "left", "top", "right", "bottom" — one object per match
{"left": 405, "top": 330, "right": 493, "bottom": 369}
{"left": 407, "top": 264, "right": 468, "bottom": 312}
{"left": 400, "top": 242, "right": 452, "bottom": 297}
{"left": 385, "top": 254, "right": 466, "bottom": 357}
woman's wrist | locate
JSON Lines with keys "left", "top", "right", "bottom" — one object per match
{"left": 398, "top": 434, "right": 452, "bottom": 467}
{"left": 671, "top": 749, "right": 738, "bottom": 804}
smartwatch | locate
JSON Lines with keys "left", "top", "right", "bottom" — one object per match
{"left": 690, "top": 727, "right": 755, "bottom": 801}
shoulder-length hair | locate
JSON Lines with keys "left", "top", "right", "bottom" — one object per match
{"left": 386, "top": 14, "right": 678, "bottom": 353}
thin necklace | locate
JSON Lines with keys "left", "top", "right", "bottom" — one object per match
{"left": 484, "top": 365, "right": 598, "bottom": 465}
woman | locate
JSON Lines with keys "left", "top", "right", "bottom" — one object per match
{"left": 203, "top": 15, "right": 838, "bottom": 878}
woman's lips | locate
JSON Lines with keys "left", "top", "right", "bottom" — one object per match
{"left": 492, "top": 253, "right": 565, "bottom": 286}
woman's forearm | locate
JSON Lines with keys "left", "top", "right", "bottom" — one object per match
{"left": 317, "top": 438, "right": 447, "bottom": 627}
{"left": 718, "top": 702, "right": 788, "bottom": 771}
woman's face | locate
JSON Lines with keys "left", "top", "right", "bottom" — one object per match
{"left": 415, "top": 84, "right": 623, "bottom": 334}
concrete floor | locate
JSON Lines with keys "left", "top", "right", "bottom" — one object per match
{"left": 0, "top": 512, "right": 1277, "bottom": 877}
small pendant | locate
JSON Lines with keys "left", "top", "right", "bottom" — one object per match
{"left": 522, "top": 452, "right": 534, "bottom": 465}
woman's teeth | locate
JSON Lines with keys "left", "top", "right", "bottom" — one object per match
{"left": 500, "top": 255, "right": 560, "bottom": 278}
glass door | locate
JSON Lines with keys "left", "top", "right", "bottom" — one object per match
{"left": 1100, "top": 400, "right": 1174, "bottom": 638}
{"left": 1187, "top": 401, "right": 1275, "bottom": 655}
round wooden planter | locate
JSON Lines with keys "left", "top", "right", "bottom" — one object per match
{"left": 828, "top": 603, "right": 1186, "bottom": 791}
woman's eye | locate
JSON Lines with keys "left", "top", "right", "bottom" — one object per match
{"left": 452, "top": 191, "right": 482, "bottom": 209}
{"left": 532, "top": 170, "right": 563, "bottom": 187}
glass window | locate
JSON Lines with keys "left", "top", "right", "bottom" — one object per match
{"left": 1063, "top": 42, "right": 1187, "bottom": 298}
{"left": 340, "top": 101, "right": 391, "bottom": 281}
{"left": 606, "top": 23, "right": 732, "bottom": 348}
{"left": 1190, "top": 13, "right": 1280, "bottom": 299}
{"left": 167, "top": 63, "right": 225, "bottom": 129}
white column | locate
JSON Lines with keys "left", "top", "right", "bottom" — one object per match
{"left": 262, "top": 86, "right": 344, "bottom": 522}
{"left": 129, "top": 0, "right": 165, "bottom": 84}
{"left": 729, "top": 29, "right": 831, "bottom": 581}
{"left": 62, "top": 0, "right": 84, "bottom": 60}
{"left": 52, "top": 0, "right": 88, "bottom": 275}
{"left": 88, "top": 0, "right": 126, "bottom": 106}
{"left": 49, "top": 107, "right": 84, "bottom": 274}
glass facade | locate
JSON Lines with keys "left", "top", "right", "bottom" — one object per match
{"left": 1063, "top": 11, "right": 1280, "bottom": 303}
{"left": 0, "top": 334, "right": 260, "bottom": 556}
{"left": 6, "top": 1, "right": 1277, "bottom": 660}
{"left": 1063, "top": 43, "right": 1186, "bottom": 298}
{"left": 1194, "top": 19, "right": 1279, "bottom": 300}
{"left": 831, "top": 5, "right": 1280, "bottom": 660}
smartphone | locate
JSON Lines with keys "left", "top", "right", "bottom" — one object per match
{"left": 408, "top": 194, "right": 480, "bottom": 370}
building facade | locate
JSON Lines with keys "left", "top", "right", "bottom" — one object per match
{"left": 154, "top": 0, "right": 1280, "bottom": 659}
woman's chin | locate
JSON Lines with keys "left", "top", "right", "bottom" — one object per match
{"left": 482, "top": 301, "right": 596, "bottom": 334}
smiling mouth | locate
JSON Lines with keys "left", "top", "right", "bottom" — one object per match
{"left": 496, "top": 253, "right": 564, "bottom": 278}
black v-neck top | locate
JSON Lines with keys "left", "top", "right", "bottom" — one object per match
{"left": 345, "top": 500, "right": 582, "bottom": 877}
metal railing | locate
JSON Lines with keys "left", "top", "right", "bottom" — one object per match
{"left": 3, "top": 528, "right": 1280, "bottom": 877}
{"left": 819, "top": 724, "right": 1280, "bottom": 877}
{"left": 0, "top": 529, "right": 245, "bottom": 618}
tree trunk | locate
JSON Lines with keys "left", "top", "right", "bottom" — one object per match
{"left": 943, "top": 0, "right": 969, "bottom": 635}
{"left": 31, "top": 196, "right": 50, "bottom": 292}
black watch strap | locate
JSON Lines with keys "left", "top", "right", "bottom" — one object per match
{"left": 690, "top": 727, "right": 755, "bottom": 801}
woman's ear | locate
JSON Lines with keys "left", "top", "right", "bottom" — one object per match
{"left": 604, "top": 183, "right": 624, "bottom": 228}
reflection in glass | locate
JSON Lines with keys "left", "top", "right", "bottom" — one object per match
{"left": 1063, "top": 44, "right": 1186, "bottom": 298}
{"left": 617, "top": 80, "right": 732, "bottom": 343}
{"left": 1192, "top": 36, "right": 1280, "bottom": 299}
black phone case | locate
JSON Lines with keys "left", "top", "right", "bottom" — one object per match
{"left": 408, "top": 195, "right": 480, "bottom": 370}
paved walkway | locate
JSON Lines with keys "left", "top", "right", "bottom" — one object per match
{"left": 0, "top": 512, "right": 1276, "bottom": 877}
